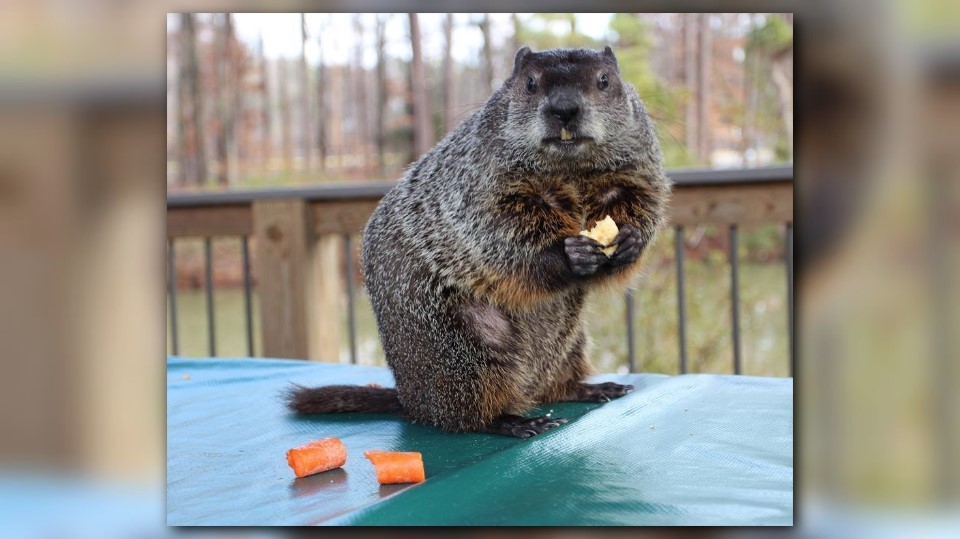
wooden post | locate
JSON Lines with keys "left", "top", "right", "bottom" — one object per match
{"left": 251, "top": 198, "right": 343, "bottom": 362}
{"left": 308, "top": 234, "right": 343, "bottom": 362}
{"left": 253, "top": 199, "right": 310, "bottom": 359}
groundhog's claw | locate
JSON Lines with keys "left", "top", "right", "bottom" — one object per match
{"left": 481, "top": 414, "right": 568, "bottom": 438}
{"left": 574, "top": 381, "right": 635, "bottom": 402}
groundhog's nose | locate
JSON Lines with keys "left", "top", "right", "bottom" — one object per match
{"left": 548, "top": 98, "right": 580, "bottom": 125}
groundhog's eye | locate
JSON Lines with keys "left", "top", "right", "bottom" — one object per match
{"left": 526, "top": 76, "right": 538, "bottom": 94}
{"left": 598, "top": 73, "right": 609, "bottom": 90}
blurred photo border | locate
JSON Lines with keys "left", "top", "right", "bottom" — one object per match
{"left": 0, "top": 0, "right": 957, "bottom": 534}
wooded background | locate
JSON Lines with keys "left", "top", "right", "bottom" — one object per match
{"left": 166, "top": 13, "right": 793, "bottom": 189}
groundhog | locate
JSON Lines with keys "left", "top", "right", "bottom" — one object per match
{"left": 287, "top": 46, "right": 670, "bottom": 437}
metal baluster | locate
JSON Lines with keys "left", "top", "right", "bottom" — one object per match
{"left": 675, "top": 226, "right": 688, "bottom": 374}
{"left": 241, "top": 236, "right": 254, "bottom": 356}
{"left": 204, "top": 238, "right": 216, "bottom": 357}
{"left": 625, "top": 289, "right": 636, "bottom": 372}
{"left": 168, "top": 239, "right": 179, "bottom": 356}
{"left": 344, "top": 235, "right": 358, "bottom": 365}
{"left": 730, "top": 224, "right": 742, "bottom": 374}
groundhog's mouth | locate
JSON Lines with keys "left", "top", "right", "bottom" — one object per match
{"left": 542, "top": 128, "right": 593, "bottom": 146}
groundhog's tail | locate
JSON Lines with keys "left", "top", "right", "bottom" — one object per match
{"left": 284, "top": 384, "right": 403, "bottom": 414}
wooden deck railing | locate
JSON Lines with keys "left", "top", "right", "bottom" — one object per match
{"left": 167, "top": 165, "right": 793, "bottom": 375}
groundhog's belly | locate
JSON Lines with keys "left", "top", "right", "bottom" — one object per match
{"left": 507, "top": 292, "right": 585, "bottom": 392}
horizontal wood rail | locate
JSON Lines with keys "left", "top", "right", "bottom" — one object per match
{"left": 168, "top": 165, "right": 792, "bottom": 237}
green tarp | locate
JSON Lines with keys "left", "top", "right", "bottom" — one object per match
{"left": 167, "top": 357, "right": 793, "bottom": 525}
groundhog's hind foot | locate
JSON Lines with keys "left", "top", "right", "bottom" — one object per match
{"left": 480, "top": 414, "right": 568, "bottom": 438}
{"left": 570, "top": 382, "right": 635, "bottom": 402}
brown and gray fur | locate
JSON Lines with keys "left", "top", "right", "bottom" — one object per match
{"left": 288, "top": 47, "right": 670, "bottom": 437}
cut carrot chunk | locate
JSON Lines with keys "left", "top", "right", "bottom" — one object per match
{"left": 363, "top": 450, "right": 425, "bottom": 484}
{"left": 286, "top": 437, "right": 347, "bottom": 478}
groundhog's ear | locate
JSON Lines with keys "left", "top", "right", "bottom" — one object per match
{"left": 602, "top": 45, "right": 620, "bottom": 73}
{"left": 603, "top": 45, "right": 618, "bottom": 63}
{"left": 512, "top": 46, "right": 532, "bottom": 77}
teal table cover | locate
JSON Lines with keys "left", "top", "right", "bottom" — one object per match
{"left": 167, "top": 357, "right": 793, "bottom": 526}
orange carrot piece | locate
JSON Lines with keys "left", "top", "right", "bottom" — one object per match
{"left": 363, "top": 450, "right": 425, "bottom": 484}
{"left": 286, "top": 437, "right": 347, "bottom": 478}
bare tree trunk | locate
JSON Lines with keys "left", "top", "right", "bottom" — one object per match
{"left": 343, "top": 61, "right": 355, "bottom": 166}
{"left": 408, "top": 13, "right": 433, "bottom": 157}
{"left": 279, "top": 58, "right": 292, "bottom": 175}
{"left": 228, "top": 14, "right": 244, "bottom": 184}
{"left": 301, "top": 14, "right": 312, "bottom": 173}
{"left": 771, "top": 50, "right": 793, "bottom": 159}
{"left": 258, "top": 31, "right": 271, "bottom": 175}
{"left": 315, "top": 16, "right": 327, "bottom": 173}
{"left": 223, "top": 13, "right": 240, "bottom": 186}
{"left": 330, "top": 65, "right": 344, "bottom": 168}
{"left": 354, "top": 15, "right": 369, "bottom": 170}
{"left": 771, "top": 13, "right": 793, "bottom": 159}
{"left": 213, "top": 13, "right": 229, "bottom": 186}
{"left": 741, "top": 15, "right": 757, "bottom": 165}
{"left": 511, "top": 13, "right": 521, "bottom": 53}
{"left": 683, "top": 13, "right": 697, "bottom": 163}
{"left": 404, "top": 60, "right": 415, "bottom": 164}
{"left": 442, "top": 13, "right": 456, "bottom": 134}
{"left": 670, "top": 14, "right": 684, "bottom": 83}
{"left": 479, "top": 14, "right": 494, "bottom": 92}
{"left": 375, "top": 14, "right": 387, "bottom": 175}
{"left": 697, "top": 13, "right": 711, "bottom": 164}
{"left": 178, "top": 13, "right": 206, "bottom": 186}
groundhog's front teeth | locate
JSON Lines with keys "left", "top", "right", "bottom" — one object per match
{"left": 560, "top": 128, "right": 572, "bottom": 141}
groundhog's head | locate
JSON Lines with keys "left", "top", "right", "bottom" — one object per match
{"left": 500, "top": 46, "right": 658, "bottom": 170}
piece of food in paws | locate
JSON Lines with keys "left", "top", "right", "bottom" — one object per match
{"left": 364, "top": 450, "right": 426, "bottom": 484}
{"left": 286, "top": 437, "right": 348, "bottom": 478}
{"left": 579, "top": 215, "right": 619, "bottom": 256}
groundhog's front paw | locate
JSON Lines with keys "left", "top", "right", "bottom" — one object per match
{"left": 607, "top": 225, "right": 645, "bottom": 267}
{"left": 564, "top": 235, "right": 608, "bottom": 276}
